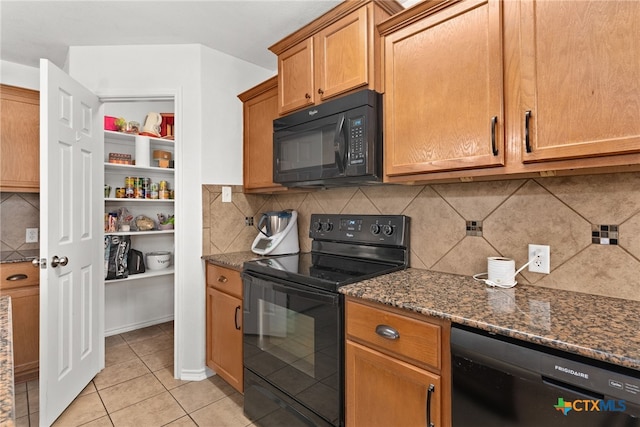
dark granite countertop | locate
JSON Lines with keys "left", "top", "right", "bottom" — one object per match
{"left": 339, "top": 268, "right": 640, "bottom": 372}
{"left": 203, "top": 253, "right": 640, "bottom": 372}
{"left": 202, "top": 251, "right": 264, "bottom": 272}
{"left": 0, "top": 250, "right": 38, "bottom": 264}
{"left": 0, "top": 296, "right": 15, "bottom": 426}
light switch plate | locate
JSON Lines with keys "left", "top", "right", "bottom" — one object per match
{"left": 222, "top": 186, "right": 232, "bottom": 203}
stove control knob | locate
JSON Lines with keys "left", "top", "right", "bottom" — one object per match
{"left": 312, "top": 221, "right": 323, "bottom": 232}
{"left": 370, "top": 224, "right": 381, "bottom": 235}
{"left": 322, "top": 222, "right": 333, "bottom": 232}
{"left": 382, "top": 224, "right": 394, "bottom": 236}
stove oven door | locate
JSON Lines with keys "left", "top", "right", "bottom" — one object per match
{"left": 242, "top": 271, "right": 344, "bottom": 427}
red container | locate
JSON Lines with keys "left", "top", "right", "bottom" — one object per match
{"left": 104, "top": 116, "right": 118, "bottom": 131}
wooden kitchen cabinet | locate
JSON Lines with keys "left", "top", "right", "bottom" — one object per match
{"left": 381, "top": 0, "right": 504, "bottom": 181}
{"left": 518, "top": 0, "right": 640, "bottom": 164}
{"left": 0, "top": 84, "right": 39, "bottom": 192}
{"left": 238, "top": 76, "right": 286, "bottom": 193}
{"left": 345, "top": 297, "right": 451, "bottom": 427}
{"left": 0, "top": 261, "right": 39, "bottom": 383}
{"left": 378, "top": 0, "right": 640, "bottom": 184}
{"left": 270, "top": 0, "right": 403, "bottom": 115}
{"left": 206, "top": 263, "right": 243, "bottom": 392}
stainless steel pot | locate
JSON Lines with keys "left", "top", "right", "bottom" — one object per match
{"left": 257, "top": 210, "right": 292, "bottom": 237}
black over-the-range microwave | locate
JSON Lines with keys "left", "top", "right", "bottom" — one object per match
{"left": 273, "top": 89, "right": 382, "bottom": 188}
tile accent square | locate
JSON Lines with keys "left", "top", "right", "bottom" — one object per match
{"left": 591, "top": 224, "right": 619, "bottom": 245}
{"left": 466, "top": 220, "right": 483, "bottom": 237}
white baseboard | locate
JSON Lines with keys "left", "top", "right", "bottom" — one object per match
{"left": 104, "top": 314, "right": 174, "bottom": 337}
{"left": 179, "top": 367, "right": 210, "bottom": 382}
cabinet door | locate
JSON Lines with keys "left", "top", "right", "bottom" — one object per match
{"left": 384, "top": 0, "right": 504, "bottom": 179}
{"left": 0, "top": 85, "right": 40, "bottom": 192}
{"left": 278, "top": 38, "right": 315, "bottom": 115}
{"left": 207, "top": 287, "right": 243, "bottom": 392}
{"left": 8, "top": 286, "right": 40, "bottom": 383}
{"left": 315, "top": 7, "right": 368, "bottom": 101}
{"left": 346, "top": 340, "right": 441, "bottom": 427}
{"left": 240, "top": 77, "right": 284, "bottom": 192}
{"left": 520, "top": 0, "right": 640, "bottom": 163}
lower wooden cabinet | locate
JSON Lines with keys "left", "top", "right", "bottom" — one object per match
{"left": 206, "top": 263, "right": 243, "bottom": 392}
{"left": 345, "top": 297, "right": 451, "bottom": 427}
{"left": 0, "top": 262, "right": 39, "bottom": 383}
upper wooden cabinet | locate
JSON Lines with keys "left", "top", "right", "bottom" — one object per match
{"left": 519, "top": 0, "right": 640, "bottom": 164}
{"left": 270, "top": 0, "right": 403, "bottom": 116}
{"left": 379, "top": 0, "right": 640, "bottom": 183}
{"left": 381, "top": 0, "right": 504, "bottom": 181}
{"left": 238, "top": 76, "right": 286, "bottom": 193}
{"left": 0, "top": 84, "right": 40, "bottom": 192}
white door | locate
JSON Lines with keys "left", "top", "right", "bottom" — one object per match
{"left": 38, "top": 59, "right": 104, "bottom": 426}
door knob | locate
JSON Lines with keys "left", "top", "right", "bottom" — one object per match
{"left": 51, "top": 255, "right": 69, "bottom": 268}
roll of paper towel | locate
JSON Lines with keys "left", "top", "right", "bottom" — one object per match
{"left": 487, "top": 257, "right": 516, "bottom": 286}
{"left": 135, "top": 135, "right": 150, "bottom": 167}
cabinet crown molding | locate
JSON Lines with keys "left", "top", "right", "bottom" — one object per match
{"left": 269, "top": 0, "right": 404, "bottom": 55}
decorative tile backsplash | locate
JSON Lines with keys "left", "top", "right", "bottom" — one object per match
{"left": 203, "top": 172, "right": 640, "bottom": 302}
{"left": 0, "top": 192, "right": 40, "bottom": 261}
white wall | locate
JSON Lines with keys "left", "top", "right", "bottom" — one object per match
{"left": 66, "top": 43, "right": 271, "bottom": 380}
{"left": 200, "top": 47, "right": 273, "bottom": 184}
{"left": 0, "top": 60, "right": 40, "bottom": 89}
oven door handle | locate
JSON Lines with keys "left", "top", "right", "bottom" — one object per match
{"left": 271, "top": 283, "right": 340, "bottom": 305}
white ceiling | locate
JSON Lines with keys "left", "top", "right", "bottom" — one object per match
{"left": 1, "top": 0, "right": 369, "bottom": 72}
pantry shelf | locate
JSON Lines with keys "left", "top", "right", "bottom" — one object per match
{"left": 105, "top": 198, "right": 173, "bottom": 203}
{"left": 104, "top": 130, "right": 175, "bottom": 148}
{"left": 105, "top": 230, "right": 174, "bottom": 236}
{"left": 104, "top": 162, "right": 174, "bottom": 175}
{"left": 105, "top": 267, "right": 175, "bottom": 283}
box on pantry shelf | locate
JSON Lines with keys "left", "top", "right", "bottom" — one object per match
{"left": 108, "top": 153, "right": 133, "bottom": 165}
{"left": 153, "top": 150, "right": 172, "bottom": 168}
{"left": 160, "top": 113, "right": 174, "bottom": 138}
{"left": 104, "top": 116, "right": 118, "bottom": 131}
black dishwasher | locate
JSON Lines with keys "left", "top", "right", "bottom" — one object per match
{"left": 451, "top": 325, "right": 640, "bottom": 427}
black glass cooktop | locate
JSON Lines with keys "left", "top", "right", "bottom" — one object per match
{"left": 243, "top": 252, "right": 404, "bottom": 293}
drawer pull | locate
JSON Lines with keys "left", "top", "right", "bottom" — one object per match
{"left": 7, "top": 274, "right": 28, "bottom": 281}
{"left": 375, "top": 324, "right": 399, "bottom": 340}
{"left": 217, "top": 275, "right": 228, "bottom": 283}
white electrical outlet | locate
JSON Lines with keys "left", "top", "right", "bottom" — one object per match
{"left": 528, "top": 244, "right": 550, "bottom": 274}
{"left": 26, "top": 228, "right": 39, "bottom": 243}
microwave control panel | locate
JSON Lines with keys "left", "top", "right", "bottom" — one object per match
{"left": 348, "top": 116, "right": 365, "bottom": 165}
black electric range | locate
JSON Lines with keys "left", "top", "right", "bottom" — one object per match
{"left": 242, "top": 214, "right": 410, "bottom": 427}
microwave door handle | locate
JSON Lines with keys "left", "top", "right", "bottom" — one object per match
{"left": 334, "top": 115, "right": 346, "bottom": 173}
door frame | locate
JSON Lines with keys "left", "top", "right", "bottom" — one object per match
{"left": 96, "top": 88, "right": 183, "bottom": 380}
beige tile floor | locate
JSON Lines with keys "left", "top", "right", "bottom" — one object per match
{"left": 14, "top": 322, "right": 254, "bottom": 427}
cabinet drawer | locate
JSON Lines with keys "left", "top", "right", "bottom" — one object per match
{"left": 346, "top": 299, "right": 441, "bottom": 370}
{"left": 0, "top": 262, "right": 39, "bottom": 290}
{"left": 206, "top": 263, "right": 242, "bottom": 298}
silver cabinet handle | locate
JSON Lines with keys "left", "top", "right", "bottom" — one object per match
{"left": 51, "top": 255, "right": 69, "bottom": 268}
{"left": 7, "top": 274, "right": 28, "bottom": 281}
{"left": 375, "top": 324, "right": 400, "bottom": 340}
